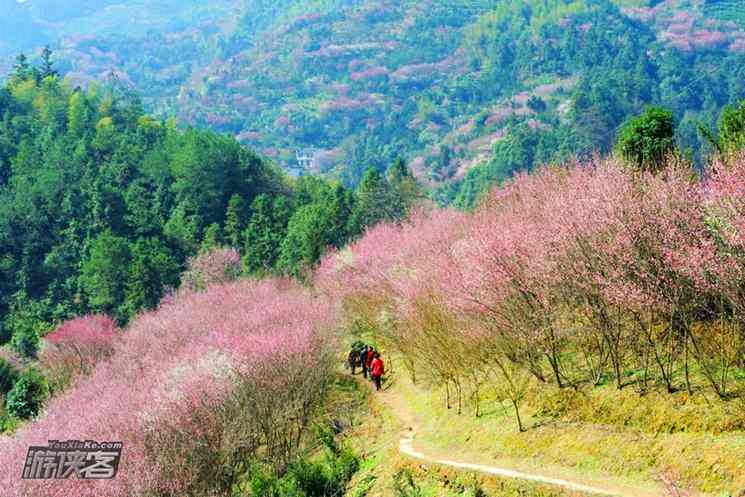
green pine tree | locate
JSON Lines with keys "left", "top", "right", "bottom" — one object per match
{"left": 615, "top": 106, "right": 676, "bottom": 173}
{"left": 243, "top": 195, "right": 293, "bottom": 274}
{"left": 277, "top": 204, "right": 334, "bottom": 279}
{"left": 347, "top": 168, "right": 392, "bottom": 238}
{"left": 224, "top": 194, "right": 247, "bottom": 248}
{"left": 79, "top": 231, "right": 132, "bottom": 319}
{"left": 40, "top": 46, "right": 58, "bottom": 80}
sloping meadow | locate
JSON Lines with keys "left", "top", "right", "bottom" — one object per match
{"left": 0, "top": 278, "right": 339, "bottom": 497}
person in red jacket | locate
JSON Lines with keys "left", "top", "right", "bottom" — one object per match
{"left": 364, "top": 347, "right": 375, "bottom": 380}
{"left": 370, "top": 352, "right": 384, "bottom": 391}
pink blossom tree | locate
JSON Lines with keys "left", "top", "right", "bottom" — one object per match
{"left": 39, "top": 315, "right": 119, "bottom": 393}
{"left": 181, "top": 247, "right": 242, "bottom": 292}
{"left": 319, "top": 153, "right": 745, "bottom": 426}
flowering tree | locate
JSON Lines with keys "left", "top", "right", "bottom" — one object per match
{"left": 181, "top": 247, "right": 242, "bottom": 292}
{"left": 39, "top": 315, "right": 118, "bottom": 394}
{"left": 319, "top": 154, "right": 745, "bottom": 430}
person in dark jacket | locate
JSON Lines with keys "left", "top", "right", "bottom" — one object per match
{"left": 370, "top": 353, "right": 384, "bottom": 391}
{"left": 360, "top": 346, "right": 370, "bottom": 378}
{"left": 347, "top": 348, "right": 359, "bottom": 375}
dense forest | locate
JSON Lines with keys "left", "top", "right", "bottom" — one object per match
{"left": 0, "top": 57, "right": 418, "bottom": 365}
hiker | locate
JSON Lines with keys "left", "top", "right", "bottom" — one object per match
{"left": 370, "top": 352, "right": 384, "bottom": 391}
{"left": 364, "top": 347, "right": 375, "bottom": 381}
{"left": 347, "top": 347, "right": 359, "bottom": 375}
{"left": 361, "top": 346, "right": 371, "bottom": 378}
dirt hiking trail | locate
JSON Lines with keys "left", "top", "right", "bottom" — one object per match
{"left": 368, "top": 373, "right": 673, "bottom": 497}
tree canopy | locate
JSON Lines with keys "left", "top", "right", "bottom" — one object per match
{"left": 615, "top": 106, "right": 676, "bottom": 173}
{"left": 0, "top": 57, "right": 418, "bottom": 345}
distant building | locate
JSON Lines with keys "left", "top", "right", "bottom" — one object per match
{"left": 296, "top": 148, "right": 318, "bottom": 170}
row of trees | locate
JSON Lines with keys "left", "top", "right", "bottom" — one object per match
{"left": 0, "top": 59, "right": 419, "bottom": 360}
{"left": 318, "top": 141, "right": 745, "bottom": 433}
{"left": 615, "top": 101, "right": 745, "bottom": 174}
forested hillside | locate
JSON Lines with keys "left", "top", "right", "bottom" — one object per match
{"left": 179, "top": 0, "right": 745, "bottom": 194}
{"left": 4, "top": 0, "right": 745, "bottom": 201}
{"left": 0, "top": 61, "right": 418, "bottom": 360}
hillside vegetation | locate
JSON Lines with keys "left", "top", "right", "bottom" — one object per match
{"left": 5, "top": 4, "right": 745, "bottom": 496}
{"left": 0, "top": 64, "right": 418, "bottom": 361}
{"left": 0, "top": 276, "right": 344, "bottom": 497}
{"left": 165, "top": 0, "right": 745, "bottom": 193}
{"left": 317, "top": 142, "right": 745, "bottom": 494}
{"left": 4, "top": 0, "right": 745, "bottom": 195}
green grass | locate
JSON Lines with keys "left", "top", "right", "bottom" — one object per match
{"left": 531, "top": 382, "right": 745, "bottom": 435}
{"left": 340, "top": 371, "right": 586, "bottom": 497}
{"left": 396, "top": 373, "right": 745, "bottom": 496}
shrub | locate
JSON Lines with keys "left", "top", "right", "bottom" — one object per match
{"left": 4, "top": 368, "right": 48, "bottom": 420}
{"left": 243, "top": 429, "right": 359, "bottom": 497}
{"left": 716, "top": 100, "right": 745, "bottom": 156}
{"left": 247, "top": 463, "right": 305, "bottom": 497}
{"left": 0, "top": 358, "right": 19, "bottom": 395}
{"left": 11, "top": 326, "right": 42, "bottom": 359}
{"left": 287, "top": 458, "right": 332, "bottom": 497}
{"left": 324, "top": 445, "right": 359, "bottom": 492}
{"left": 313, "top": 425, "right": 359, "bottom": 495}
{"left": 392, "top": 468, "right": 425, "bottom": 497}
{"left": 0, "top": 397, "right": 21, "bottom": 433}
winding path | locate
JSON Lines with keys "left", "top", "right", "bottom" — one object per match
{"left": 371, "top": 376, "right": 665, "bottom": 497}
{"left": 398, "top": 430, "right": 618, "bottom": 496}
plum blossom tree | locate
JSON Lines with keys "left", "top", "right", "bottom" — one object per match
{"left": 39, "top": 315, "right": 118, "bottom": 393}
{"left": 319, "top": 153, "right": 745, "bottom": 430}
{"left": 181, "top": 247, "right": 242, "bottom": 292}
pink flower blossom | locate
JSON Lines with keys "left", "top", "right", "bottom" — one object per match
{"left": 0, "top": 279, "right": 337, "bottom": 497}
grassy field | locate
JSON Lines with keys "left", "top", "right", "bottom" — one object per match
{"left": 382, "top": 362, "right": 745, "bottom": 497}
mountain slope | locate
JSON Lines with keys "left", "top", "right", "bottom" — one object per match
{"left": 3, "top": 0, "right": 745, "bottom": 195}
{"left": 173, "top": 0, "right": 745, "bottom": 188}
